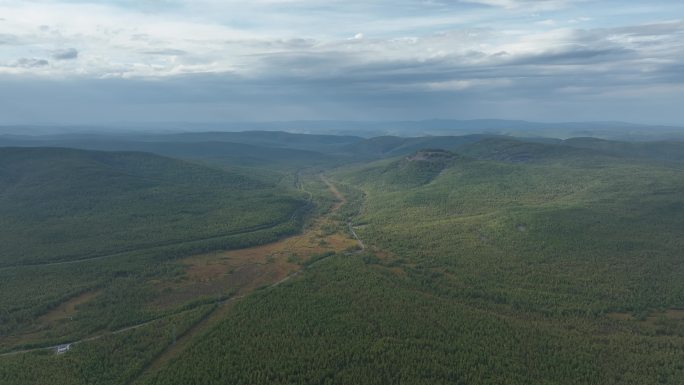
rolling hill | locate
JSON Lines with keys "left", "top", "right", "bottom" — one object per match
{"left": 0, "top": 147, "right": 306, "bottom": 266}
{"left": 0, "top": 133, "right": 347, "bottom": 170}
{"left": 563, "top": 137, "right": 684, "bottom": 163}
{"left": 1, "top": 134, "right": 684, "bottom": 385}
{"left": 138, "top": 139, "right": 684, "bottom": 385}
{"left": 0, "top": 146, "right": 311, "bottom": 360}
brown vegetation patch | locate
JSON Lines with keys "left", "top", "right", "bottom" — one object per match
{"left": 131, "top": 177, "right": 367, "bottom": 382}
{"left": 386, "top": 266, "right": 407, "bottom": 277}
{"left": 370, "top": 247, "right": 396, "bottom": 261}
{"left": 39, "top": 290, "right": 102, "bottom": 323}
{"left": 321, "top": 177, "right": 347, "bottom": 210}
{"left": 607, "top": 309, "right": 684, "bottom": 324}
{"left": 150, "top": 177, "right": 358, "bottom": 309}
{"left": 150, "top": 250, "right": 299, "bottom": 309}
{"left": 644, "top": 308, "right": 684, "bottom": 325}
{"left": 606, "top": 312, "right": 635, "bottom": 321}
{"left": 0, "top": 290, "right": 103, "bottom": 350}
{"left": 0, "top": 330, "right": 47, "bottom": 351}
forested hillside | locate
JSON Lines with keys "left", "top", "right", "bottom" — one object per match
{"left": 0, "top": 146, "right": 309, "bottom": 359}
{"left": 138, "top": 139, "right": 684, "bottom": 385}
{"left": 1, "top": 134, "right": 683, "bottom": 385}
{"left": 0, "top": 147, "right": 305, "bottom": 266}
{"left": 339, "top": 144, "right": 684, "bottom": 314}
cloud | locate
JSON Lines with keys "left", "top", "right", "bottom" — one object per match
{"left": 0, "top": 33, "right": 21, "bottom": 45}
{"left": 0, "top": 0, "right": 682, "bottom": 124}
{"left": 612, "top": 20, "right": 684, "bottom": 37}
{"left": 461, "top": 0, "right": 576, "bottom": 10}
{"left": 52, "top": 48, "right": 78, "bottom": 60}
{"left": 508, "top": 46, "right": 635, "bottom": 66}
{"left": 13, "top": 58, "right": 49, "bottom": 68}
{"left": 141, "top": 49, "right": 187, "bottom": 56}
{"left": 2, "top": 69, "right": 683, "bottom": 125}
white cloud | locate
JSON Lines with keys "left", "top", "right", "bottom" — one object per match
{"left": 0, "top": 0, "right": 682, "bottom": 124}
{"left": 0, "top": 1, "right": 681, "bottom": 81}
{"left": 461, "top": 0, "right": 578, "bottom": 11}
{"left": 536, "top": 19, "right": 556, "bottom": 26}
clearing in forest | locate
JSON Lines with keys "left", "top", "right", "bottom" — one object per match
{"left": 132, "top": 176, "right": 359, "bottom": 383}
{"left": 39, "top": 290, "right": 102, "bottom": 323}
{"left": 149, "top": 177, "right": 358, "bottom": 309}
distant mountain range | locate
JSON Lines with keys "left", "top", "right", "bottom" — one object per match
{"left": 1, "top": 119, "right": 683, "bottom": 141}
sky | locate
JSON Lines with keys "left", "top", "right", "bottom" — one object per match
{"left": 0, "top": 0, "right": 683, "bottom": 125}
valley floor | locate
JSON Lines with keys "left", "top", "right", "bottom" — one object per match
{"left": 3, "top": 142, "right": 684, "bottom": 385}
{"left": 0, "top": 174, "right": 364, "bottom": 385}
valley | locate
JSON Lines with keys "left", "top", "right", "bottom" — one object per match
{"left": 4, "top": 1, "right": 684, "bottom": 382}
{"left": 0, "top": 166, "right": 367, "bottom": 384}
{"left": 1, "top": 131, "right": 684, "bottom": 385}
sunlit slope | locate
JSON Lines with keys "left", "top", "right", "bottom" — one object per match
{"left": 0, "top": 147, "right": 306, "bottom": 265}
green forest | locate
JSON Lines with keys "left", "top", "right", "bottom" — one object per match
{"left": 1, "top": 132, "right": 683, "bottom": 384}
{"left": 0, "top": 147, "right": 306, "bottom": 266}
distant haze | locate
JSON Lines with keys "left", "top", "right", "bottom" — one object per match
{"left": 2, "top": 120, "right": 684, "bottom": 141}
{"left": 0, "top": 1, "right": 683, "bottom": 125}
